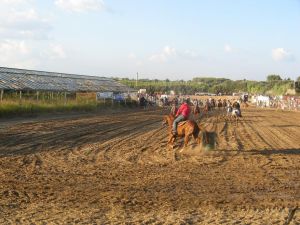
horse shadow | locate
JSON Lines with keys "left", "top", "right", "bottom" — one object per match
{"left": 271, "top": 125, "right": 300, "bottom": 128}
{"left": 200, "top": 131, "right": 218, "bottom": 151}
{"left": 217, "top": 148, "right": 300, "bottom": 156}
{"left": 249, "top": 148, "right": 300, "bottom": 156}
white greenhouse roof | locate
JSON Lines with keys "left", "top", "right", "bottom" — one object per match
{"left": 0, "top": 67, "right": 133, "bottom": 93}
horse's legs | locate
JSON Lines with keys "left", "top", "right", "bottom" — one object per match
{"left": 167, "top": 135, "right": 172, "bottom": 144}
{"left": 168, "top": 134, "right": 175, "bottom": 145}
{"left": 202, "top": 131, "right": 208, "bottom": 145}
{"left": 184, "top": 134, "right": 190, "bottom": 147}
{"left": 193, "top": 131, "right": 201, "bottom": 144}
{"left": 167, "top": 135, "right": 175, "bottom": 149}
{"left": 195, "top": 132, "right": 201, "bottom": 145}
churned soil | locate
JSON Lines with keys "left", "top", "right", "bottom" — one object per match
{"left": 0, "top": 106, "right": 299, "bottom": 224}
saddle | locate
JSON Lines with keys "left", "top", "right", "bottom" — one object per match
{"left": 178, "top": 120, "right": 188, "bottom": 126}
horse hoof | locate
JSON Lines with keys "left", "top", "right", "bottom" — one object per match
{"left": 168, "top": 145, "right": 174, "bottom": 149}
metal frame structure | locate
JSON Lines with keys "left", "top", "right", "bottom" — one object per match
{"left": 0, "top": 67, "right": 132, "bottom": 93}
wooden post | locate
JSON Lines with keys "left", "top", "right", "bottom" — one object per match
{"left": 36, "top": 91, "right": 39, "bottom": 102}
{"left": 19, "top": 90, "right": 22, "bottom": 105}
{"left": 64, "top": 92, "right": 67, "bottom": 105}
{"left": 0, "top": 89, "right": 3, "bottom": 102}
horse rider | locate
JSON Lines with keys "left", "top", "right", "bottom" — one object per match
{"left": 222, "top": 99, "right": 227, "bottom": 108}
{"left": 170, "top": 100, "right": 178, "bottom": 116}
{"left": 139, "top": 95, "right": 147, "bottom": 108}
{"left": 172, "top": 99, "right": 191, "bottom": 136}
{"left": 232, "top": 100, "right": 242, "bottom": 117}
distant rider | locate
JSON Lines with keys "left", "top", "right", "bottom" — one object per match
{"left": 170, "top": 101, "right": 177, "bottom": 116}
{"left": 232, "top": 100, "right": 242, "bottom": 117}
{"left": 172, "top": 99, "right": 191, "bottom": 135}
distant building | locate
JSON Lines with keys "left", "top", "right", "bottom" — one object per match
{"left": 0, "top": 67, "right": 133, "bottom": 93}
{"left": 0, "top": 67, "right": 137, "bottom": 102}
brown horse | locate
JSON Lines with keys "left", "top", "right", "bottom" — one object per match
{"left": 241, "top": 102, "right": 249, "bottom": 109}
{"left": 192, "top": 105, "right": 201, "bottom": 118}
{"left": 217, "top": 100, "right": 223, "bottom": 110}
{"left": 202, "top": 101, "right": 211, "bottom": 118}
{"left": 163, "top": 114, "right": 202, "bottom": 148}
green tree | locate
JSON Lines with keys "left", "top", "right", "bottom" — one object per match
{"left": 267, "top": 74, "right": 282, "bottom": 82}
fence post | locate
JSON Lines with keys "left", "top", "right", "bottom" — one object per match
{"left": 0, "top": 89, "right": 3, "bottom": 102}
{"left": 51, "top": 92, "right": 53, "bottom": 102}
{"left": 19, "top": 90, "right": 22, "bottom": 104}
{"left": 64, "top": 92, "right": 67, "bottom": 105}
{"left": 36, "top": 91, "right": 39, "bottom": 102}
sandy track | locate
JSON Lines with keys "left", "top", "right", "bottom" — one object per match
{"left": 0, "top": 107, "right": 299, "bottom": 224}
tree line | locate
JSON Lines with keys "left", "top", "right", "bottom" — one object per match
{"left": 116, "top": 75, "right": 300, "bottom": 96}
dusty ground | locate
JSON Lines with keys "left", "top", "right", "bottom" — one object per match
{"left": 0, "top": 106, "right": 299, "bottom": 224}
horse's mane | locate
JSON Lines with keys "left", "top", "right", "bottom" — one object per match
{"left": 167, "top": 114, "right": 175, "bottom": 119}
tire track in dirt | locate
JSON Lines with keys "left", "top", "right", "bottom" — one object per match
{"left": 242, "top": 117, "right": 275, "bottom": 150}
{"left": 235, "top": 114, "right": 274, "bottom": 151}
{"left": 100, "top": 120, "right": 165, "bottom": 162}
{"left": 73, "top": 113, "right": 168, "bottom": 163}
{"left": 0, "top": 107, "right": 299, "bottom": 224}
{"left": 0, "top": 112, "right": 163, "bottom": 156}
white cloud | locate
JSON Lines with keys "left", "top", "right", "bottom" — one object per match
{"left": 0, "top": 1, "right": 65, "bottom": 70}
{"left": 127, "top": 53, "right": 143, "bottom": 66}
{"left": 149, "top": 46, "right": 177, "bottom": 62}
{"left": 0, "top": 40, "right": 67, "bottom": 69}
{"left": 128, "top": 53, "right": 136, "bottom": 60}
{"left": 55, "top": 0, "right": 105, "bottom": 12}
{"left": 0, "top": 40, "right": 30, "bottom": 55}
{"left": 44, "top": 44, "right": 67, "bottom": 59}
{"left": 0, "top": 5, "right": 52, "bottom": 40}
{"left": 180, "top": 49, "right": 199, "bottom": 59}
{"left": 272, "top": 48, "right": 294, "bottom": 62}
{"left": 0, "top": 0, "right": 32, "bottom": 4}
{"left": 0, "top": 40, "right": 38, "bottom": 68}
{"left": 149, "top": 46, "right": 200, "bottom": 63}
{"left": 224, "top": 44, "right": 232, "bottom": 53}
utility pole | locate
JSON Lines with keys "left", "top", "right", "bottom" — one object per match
{"left": 136, "top": 72, "right": 138, "bottom": 88}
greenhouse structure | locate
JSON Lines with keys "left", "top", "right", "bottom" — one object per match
{"left": 0, "top": 67, "right": 133, "bottom": 102}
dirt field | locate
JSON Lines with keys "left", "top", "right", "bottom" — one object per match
{"left": 0, "top": 106, "right": 299, "bottom": 224}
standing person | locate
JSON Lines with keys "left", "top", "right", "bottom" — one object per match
{"left": 139, "top": 95, "right": 146, "bottom": 108}
{"left": 172, "top": 99, "right": 191, "bottom": 135}
{"left": 170, "top": 100, "right": 178, "bottom": 116}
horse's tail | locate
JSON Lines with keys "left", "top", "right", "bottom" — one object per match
{"left": 195, "top": 122, "right": 204, "bottom": 145}
{"left": 192, "top": 121, "right": 201, "bottom": 139}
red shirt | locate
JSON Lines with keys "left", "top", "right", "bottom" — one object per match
{"left": 176, "top": 103, "right": 190, "bottom": 118}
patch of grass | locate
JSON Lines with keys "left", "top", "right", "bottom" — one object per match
{"left": 0, "top": 100, "right": 138, "bottom": 118}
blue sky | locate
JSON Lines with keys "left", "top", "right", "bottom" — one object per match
{"left": 0, "top": 0, "right": 299, "bottom": 81}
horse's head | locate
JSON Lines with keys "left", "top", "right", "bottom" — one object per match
{"left": 162, "top": 115, "right": 169, "bottom": 126}
{"left": 162, "top": 114, "right": 174, "bottom": 126}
